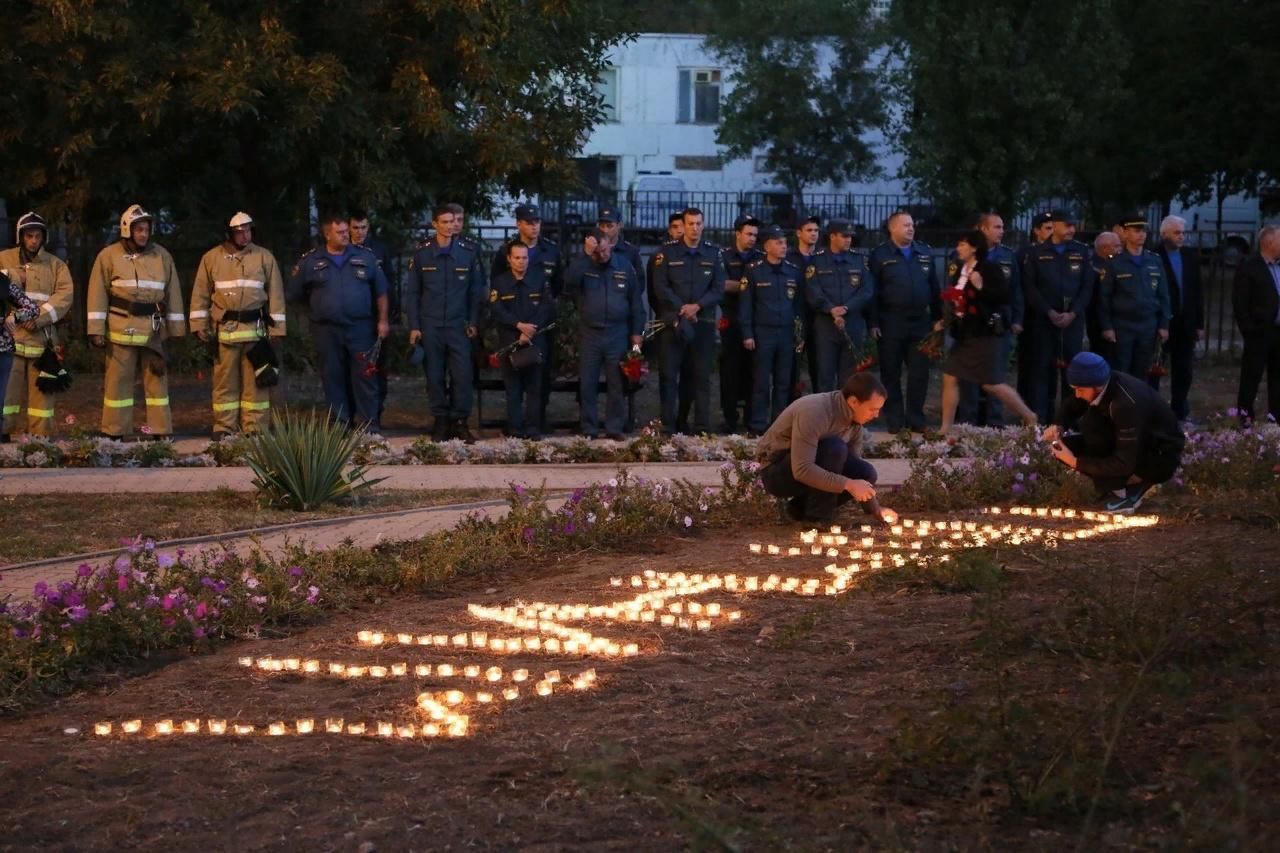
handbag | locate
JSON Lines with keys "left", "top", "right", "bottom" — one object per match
{"left": 507, "top": 342, "right": 543, "bottom": 370}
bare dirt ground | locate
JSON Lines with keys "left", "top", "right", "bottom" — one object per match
{"left": 0, "top": 510, "right": 1276, "bottom": 851}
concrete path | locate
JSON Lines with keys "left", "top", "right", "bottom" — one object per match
{"left": 0, "top": 457, "right": 914, "bottom": 599}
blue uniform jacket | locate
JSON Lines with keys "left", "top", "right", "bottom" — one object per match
{"left": 986, "top": 244, "right": 1023, "bottom": 327}
{"left": 565, "top": 253, "right": 645, "bottom": 335}
{"left": 867, "top": 241, "right": 941, "bottom": 334}
{"left": 489, "top": 270, "right": 555, "bottom": 347}
{"left": 805, "top": 249, "right": 875, "bottom": 338}
{"left": 286, "top": 245, "right": 388, "bottom": 325}
{"left": 649, "top": 240, "right": 725, "bottom": 324}
{"left": 406, "top": 238, "right": 485, "bottom": 331}
{"left": 721, "top": 246, "right": 763, "bottom": 326}
{"left": 1022, "top": 240, "right": 1093, "bottom": 320}
{"left": 740, "top": 258, "right": 802, "bottom": 333}
{"left": 1099, "top": 250, "right": 1171, "bottom": 333}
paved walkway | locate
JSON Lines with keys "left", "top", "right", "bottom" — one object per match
{"left": 0, "top": 457, "right": 913, "bottom": 599}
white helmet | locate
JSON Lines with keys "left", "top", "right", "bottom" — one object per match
{"left": 15, "top": 211, "right": 48, "bottom": 245}
{"left": 228, "top": 211, "right": 254, "bottom": 230}
{"left": 119, "top": 204, "right": 154, "bottom": 238}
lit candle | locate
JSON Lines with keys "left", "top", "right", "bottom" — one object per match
{"left": 437, "top": 664, "right": 454, "bottom": 677}
{"left": 357, "top": 630, "right": 372, "bottom": 643}
{"left": 391, "top": 663, "right": 408, "bottom": 677}
{"left": 536, "top": 681, "right": 553, "bottom": 696}
{"left": 423, "top": 723, "right": 441, "bottom": 737}
{"left": 182, "top": 720, "right": 201, "bottom": 734}
{"left": 237, "top": 656, "right": 253, "bottom": 667}
{"left": 444, "top": 690, "right": 465, "bottom": 705}
{"left": 512, "top": 669, "right": 529, "bottom": 682}
{"left": 346, "top": 666, "right": 366, "bottom": 678}
{"left": 464, "top": 665, "right": 480, "bottom": 678}
{"left": 303, "top": 660, "right": 320, "bottom": 673}
{"left": 233, "top": 724, "right": 255, "bottom": 735}
{"left": 476, "top": 692, "right": 493, "bottom": 703}
{"left": 369, "top": 632, "right": 384, "bottom": 645}
{"left": 325, "top": 718, "right": 344, "bottom": 733}
{"left": 748, "top": 543, "right": 762, "bottom": 553}
{"left": 369, "top": 666, "right": 388, "bottom": 678}
{"left": 377, "top": 722, "right": 394, "bottom": 737}
{"left": 503, "top": 687, "right": 520, "bottom": 700}
{"left": 787, "top": 547, "right": 801, "bottom": 556}
{"left": 283, "top": 658, "right": 301, "bottom": 670}
{"left": 397, "top": 726, "right": 416, "bottom": 739}
{"left": 122, "top": 719, "right": 142, "bottom": 734}
{"left": 347, "top": 723, "right": 365, "bottom": 735}
{"left": 415, "top": 664, "right": 431, "bottom": 677}
{"left": 623, "top": 643, "right": 639, "bottom": 656}
{"left": 94, "top": 722, "right": 113, "bottom": 736}
{"left": 397, "top": 632, "right": 414, "bottom": 644}
{"left": 296, "top": 719, "right": 314, "bottom": 734}
{"left": 268, "top": 722, "right": 287, "bottom": 736}
{"left": 329, "top": 663, "right": 345, "bottom": 675}
{"left": 208, "top": 719, "right": 227, "bottom": 734}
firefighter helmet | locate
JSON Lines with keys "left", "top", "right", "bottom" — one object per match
{"left": 119, "top": 204, "right": 154, "bottom": 238}
{"left": 15, "top": 211, "right": 48, "bottom": 244}
{"left": 228, "top": 211, "right": 254, "bottom": 230}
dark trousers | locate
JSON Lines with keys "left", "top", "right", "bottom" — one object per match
{"left": 312, "top": 322, "right": 379, "bottom": 428}
{"left": 760, "top": 436, "right": 878, "bottom": 522}
{"left": 1237, "top": 326, "right": 1280, "bottom": 423}
{"left": 958, "top": 333, "right": 1011, "bottom": 426}
{"left": 579, "top": 325, "right": 628, "bottom": 436}
{"left": 501, "top": 340, "right": 546, "bottom": 437}
{"left": 877, "top": 332, "right": 931, "bottom": 432}
{"left": 1023, "top": 315, "right": 1085, "bottom": 424}
{"left": 659, "top": 322, "right": 715, "bottom": 433}
{"left": 749, "top": 327, "right": 795, "bottom": 433}
{"left": 812, "top": 317, "right": 854, "bottom": 393}
{"left": 1155, "top": 323, "right": 1197, "bottom": 419}
{"left": 424, "top": 325, "right": 473, "bottom": 420}
{"left": 1062, "top": 429, "right": 1181, "bottom": 495}
{"left": 719, "top": 322, "right": 753, "bottom": 430}
{"left": 1109, "top": 325, "right": 1158, "bottom": 381}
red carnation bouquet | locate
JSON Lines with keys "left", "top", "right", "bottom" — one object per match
{"left": 355, "top": 338, "right": 383, "bottom": 379}
{"left": 1148, "top": 333, "right": 1168, "bottom": 378}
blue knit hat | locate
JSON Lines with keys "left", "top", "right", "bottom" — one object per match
{"left": 1066, "top": 352, "right": 1111, "bottom": 388}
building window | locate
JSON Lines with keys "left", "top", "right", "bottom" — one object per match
{"left": 595, "top": 67, "right": 619, "bottom": 123}
{"left": 677, "top": 68, "right": 721, "bottom": 124}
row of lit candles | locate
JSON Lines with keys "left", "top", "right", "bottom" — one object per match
{"left": 92, "top": 718, "right": 469, "bottom": 738}
{"left": 240, "top": 657, "right": 552, "bottom": 682}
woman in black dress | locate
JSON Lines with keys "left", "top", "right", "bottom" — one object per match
{"left": 937, "top": 230, "right": 1036, "bottom": 435}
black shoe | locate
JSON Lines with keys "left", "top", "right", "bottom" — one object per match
{"left": 0, "top": 433, "right": 9, "bottom": 444}
{"left": 452, "top": 419, "right": 475, "bottom": 444}
{"left": 606, "top": 431, "right": 626, "bottom": 441}
{"left": 431, "top": 418, "right": 450, "bottom": 441}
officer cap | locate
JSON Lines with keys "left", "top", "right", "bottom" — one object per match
{"left": 1049, "top": 209, "right": 1078, "bottom": 224}
{"left": 796, "top": 214, "right": 821, "bottom": 228}
{"left": 515, "top": 203, "right": 541, "bottom": 222}
{"left": 733, "top": 214, "right": 761, "bottom": 230}
{"left": 1031, "top": 211, "right": 1053, "bottom": 229}
{"left": 760, "top": 225, "right": 787, "bottom": 243}
{"left": 827, "top": 218, "right": 855, "bottom": 237}
{"left": 1118, "top": 213, "right": 1148, "bottom": 229}
{"left": 668, "top": 211, "right": 684, "bottom": 225}
{"left": 597, "top": 206, "right": 621, "bottom": 224}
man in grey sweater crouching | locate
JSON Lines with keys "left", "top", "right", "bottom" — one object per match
{"left": 756, "top": 372, "right": 899, "bottom": 525}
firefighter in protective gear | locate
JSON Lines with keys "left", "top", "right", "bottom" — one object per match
{"left": 189, "top": 212, "right": 286, "bottom": 438}
{"left": 86, "top": 204, "right": 186, "bottom": 438}
{"left": 1, "top": 212, "right": 75, "bottom": 436}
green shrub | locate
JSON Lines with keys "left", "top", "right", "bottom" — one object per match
{"left": 243, "top": 409, "right": 386, "bottom": 510}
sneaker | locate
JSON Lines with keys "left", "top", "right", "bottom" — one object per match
{"left": 1104, "top": 482, "right": 1158, "bottom": 514}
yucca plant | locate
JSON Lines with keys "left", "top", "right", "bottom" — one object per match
{"left": 244, "top": 410, "right": 386, "bottom": 510}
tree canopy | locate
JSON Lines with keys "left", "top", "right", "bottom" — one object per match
{"left": 0, "top": 1, "right": 633, "bottom": 244}
{"left": 707, "top": 0, "right": 887, "bottom": 211}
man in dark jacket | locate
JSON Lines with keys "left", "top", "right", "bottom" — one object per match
{"left": 1232, "top": 225, "right": 1280, "bottom": 425}
{"left": 1044, "top": 352, "right": 1185, "bottom": 513}
{"left": 1155, "top": 215, "right": 1204, "bottom": 421}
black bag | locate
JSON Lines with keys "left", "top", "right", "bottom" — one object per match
{"left": 507, "top": 342, "right": 543, "bottom": 370}
{"left": 35, "top": 341, "right": 72, "bottom": 392}
{"left": 246, "top": 337, "right": 280, "bottom": 388}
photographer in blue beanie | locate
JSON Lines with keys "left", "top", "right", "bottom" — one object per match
{"left": 1042, "top": 352, "right": 1185, "bottom": 513}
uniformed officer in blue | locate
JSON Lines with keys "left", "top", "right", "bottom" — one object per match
{"left": 740, "top": 226, "right": 802, "bottom": 435}
{"left": 490, "top": 241, "right": 555, "bottom": 439}
{"left": 406, "top": 204, "right": 486, "bottom": 442}
{"left": 1021, "top": 209, "right": 1095, "bottom": 423}
{"left": 286, "top": 213, "right": 390, "bottom": 430}
{"left": 596, "top": 205, "right": 647, "bottom": 286}
{"left": 788, "top": 214, "right": 823, "bottom": 398}
{"left": 957, "top": 212, "right": 1022, "bottom": 425}
{"left": 650, "top": 207, "right": 725, "bottom": 434}
{"left": 1015, "top": 211, "right": 1054, "bottom": 404}
{"left": 868, "top": 210, "right": 941, "bottom": 433}
{"left": 492, "top": 203, "right": 562, "bottom": 294}
{"left": 806, "top": 218, "right": 875, "bottom": 393}
{"left": 719, "top": 214, "right": 762, "bottom": 432}
{"left": 1098, "top": 213, "right": 1171, "bottom": 381}
{"left": 566, "top": 229, "right": 645, "bottom": 439}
